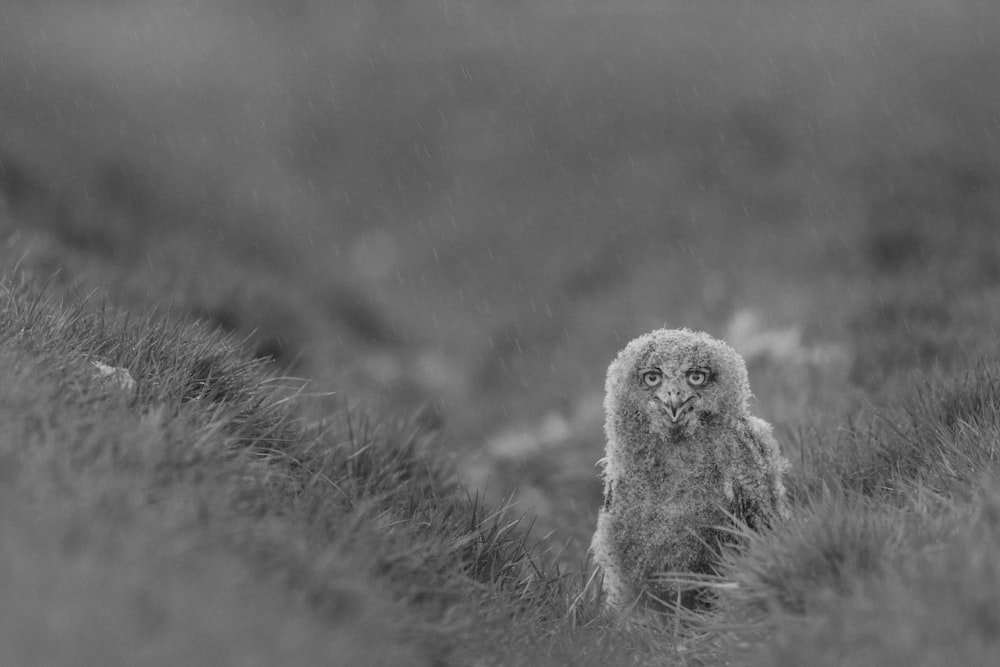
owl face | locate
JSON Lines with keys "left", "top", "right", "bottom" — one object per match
{"left": 635, "top": 362, "right": 713, "bottom": 434}
{"left": 605, "top": 329, "right": 751, "bottom": 443}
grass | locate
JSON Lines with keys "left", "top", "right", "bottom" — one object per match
{"left": 1, "top": 0, "right": 1000, "bottom": 664}
{"left": 710, "top": 362, "right": 1000, "bottom": 665}
{"left": 0, "top": 274, "right": 417, "bottom": 665}
{"left": 5, "top": 242, "right": 1000, "bottom": 666}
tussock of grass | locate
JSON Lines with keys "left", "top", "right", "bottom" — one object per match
{"left": 0, "top": 271, "right": 439, "bottom": 662}
{"left": 786, "top": 362, "right": 1000, "bottom": 504}
{"left": 0, "top": 280, "right": 426, "bottom": 665}
{"left": 720, "top": 496, "right": 915, "bottom": 615}
{"left": 707, "top": 359, "right": 1000, "bottom": 664}
{"left": 746, "top": 487, "right": 1000, "bottom": 666}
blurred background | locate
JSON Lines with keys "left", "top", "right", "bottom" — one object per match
{"left": 2, "top": 0, "right": 999, "bottom": 553}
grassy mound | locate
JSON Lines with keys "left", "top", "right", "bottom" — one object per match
{"left": 712, "top": 363, "right": 1000, "bottom": 665}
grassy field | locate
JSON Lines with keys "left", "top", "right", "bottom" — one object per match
{"left": 1, "top": 0, "right": 1000, "bottom": 664}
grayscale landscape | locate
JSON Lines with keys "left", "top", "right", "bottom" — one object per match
{"left": 1, "top": 0, "right": 999, "bottom": 664}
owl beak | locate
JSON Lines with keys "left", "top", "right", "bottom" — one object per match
{"left": 655, "top": 384, "right": 694, "bottom": 423}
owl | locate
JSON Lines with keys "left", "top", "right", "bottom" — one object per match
{"left": 590, "top": 328, "right": 789, "bottom": 611}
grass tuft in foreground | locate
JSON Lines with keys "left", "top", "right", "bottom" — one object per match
{"left": 709, "top": 360, "right": 1000, "bottom": 665}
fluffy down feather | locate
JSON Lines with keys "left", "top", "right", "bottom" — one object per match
{"left": 591, "top": 328, "right": 789, "bottom": 610}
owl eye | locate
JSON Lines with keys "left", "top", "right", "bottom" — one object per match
{"left": 686, "top": 369, "right": 708, "bottom": 386}
{"left": 640, "top": 370, "right": 662, "bottom": 387}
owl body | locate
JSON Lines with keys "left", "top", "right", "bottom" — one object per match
{"left": 591, "top": 328, "right": 788, "bottom": 609}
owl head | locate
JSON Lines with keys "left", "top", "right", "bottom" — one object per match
{"left": 604, "top": 328, "right": 751, "bottom": 444}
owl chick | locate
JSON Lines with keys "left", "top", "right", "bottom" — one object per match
{"left": 590, "top": 328, "right": 789, "bottom": 611}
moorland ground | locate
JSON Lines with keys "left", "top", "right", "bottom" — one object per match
{"left": 1, "top": 1, "right": 1000, "bottom": 664}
